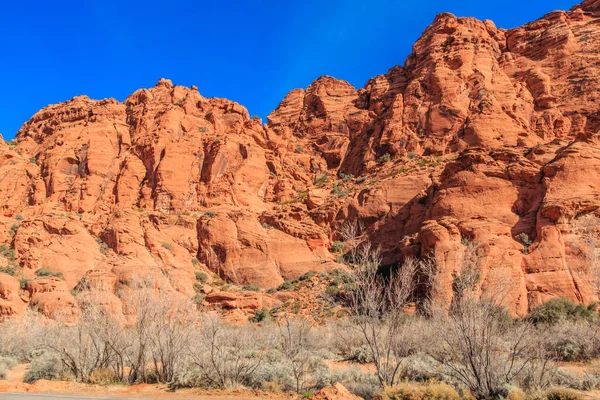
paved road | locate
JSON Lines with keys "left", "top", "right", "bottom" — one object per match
{"left": 0, "top": 394, "right": 256, "bottom": 400}
{"left": 0, "top": 395, "right": 157, "bottom": 400}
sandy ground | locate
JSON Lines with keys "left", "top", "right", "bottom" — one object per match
{"left": 0, "top": 364, "right": 293, "bottom": 400}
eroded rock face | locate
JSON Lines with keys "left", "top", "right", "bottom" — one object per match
{"left": 1, "top": 1, "right": 600, "bottom": 318}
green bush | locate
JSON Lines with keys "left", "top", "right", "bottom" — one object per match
{"left": 0, "top": 266, "right": 16, "bottom": 276}
{"left": 14, "top": 214, "right": 23, "bottom": 221}
{"left": 24, "top": 350, "right": 66, "bottom": 383}
{"left": 249, "top": 307, "right": 273, "bottom": 323}
{"left": 298, "top": 271, "right": 315, "bottom": 281}
{"left": 295, "top": 146, "right": 304, "bottom": 153}
{"left": 0, "top": 244, "right": 15, "bottom": 261}
{"left": 35, "top": 268, "right": 63, "bottom": 279}
{"left": 19, "top": 278, "right": 30, "bottom": 290}
{"left": 325, "top": 284, "right": 341, "bottom": 299}
{"left": 162, "top": 242, "right": 172, "bottom": 251}
{"left": 242, "top": 284, "right": 260, "bottom": 292}
{"left": 528, "top": 298, "right": 596, "bottom": 325}
{"left": 0, "top": 356, "right": 17, "bottom": 380}
{"left": 277, "top": 280, "right": 296, "bottom": 291}
{"left": 379, "top": 153, "right": 392, "bottom": 163}
{"left": 192, "top": 294, "right": 205, "bottom": 304}
{"left": 516, "top": 233, "right": 532, "bottom": 254}
{"left": 96, "top": 238, "right": 109, "bottom": 255}
{"left": 204, "top": 211, "right": 216, "bottom": 218}
{"left": 330, "top": 241, "right": 345, "bottom": 253}
{"left": 313, "top": 173, "right": 328, "bottom": 186}
{"left": 331, "top": 183, "right": 349, "bottom": 198}
{"left": 407, "top": 152, "right": 417, "bottom": 159}
{"left": 195, "top": 272, "right": 207, "bottom": 282}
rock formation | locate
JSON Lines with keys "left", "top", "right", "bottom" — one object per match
{"left": 1, "top": 1, "right": 600, "bottom": 318}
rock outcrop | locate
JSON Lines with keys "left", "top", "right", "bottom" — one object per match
{"left": 1, "top": 1, "right": 600, "bottom": 318}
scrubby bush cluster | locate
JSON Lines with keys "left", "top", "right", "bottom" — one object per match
{"left": 3, "top": 223, "right": 600, "bottom": 400}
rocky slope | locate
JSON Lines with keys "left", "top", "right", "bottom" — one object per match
{"left": 1, "top": 0, "right": 600, "bottom": 319}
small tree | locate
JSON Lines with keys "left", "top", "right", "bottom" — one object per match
{"left": 338, "top": 222, "right": 419, "bottom": 387}
{"left": 274, "top": 315, "right": 320, "bottom": 393}
{"left": 424, "top": 240, "right": 555, "bottom": 399}
{"left": 188, "top": 316, "right": 271, "bottom": 389}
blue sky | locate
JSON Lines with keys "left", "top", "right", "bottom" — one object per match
{"left": 0, "top": 0, "right": 576, "bottom": 140}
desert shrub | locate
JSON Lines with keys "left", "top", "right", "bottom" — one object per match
{"left": 551, "top": 368, "right": 585, "bottom": 390}
{"left": 250, "top": 307, "right": 273, "bottom": 323}
{"left": 339, "top": 172, "right": 354, "bottom": 182}
{"left": 295, "top": 146, "right": 304, "bottom": 153}
{"left": 544, "top": 388, "right": 583, "bottom": 400}
{"left": 0, "top": 266, "right": 16, "bottom": 276}
{"left": 161, "top": 242, "right": 172, "bottom": 251}
{"left": 277, "top": 280, "right": 296, "bottom": 291}
{"left": 528, "top": 298, "right": 596, "bottom": 326}
{"left": 19, "top": 278, "right": 30, "bottom": 290}
{"left": 379, "top": 153, "right": 392, "bottom": 163}
{"left": 506, "top": 387, "right": 526, "bottom": 400}
{"left": 330, "top": 365, "right": 380, "bottom": 399}
{"left": 399, "top": 353, "right": 445, "bottom": 383}
{"left": 24, "top": 349, "right": 66, "bottom": 383}
{"left": 250, "top": 354, "right": 295, "bottom": 391}
{"left": 242, "top": 284, "right": 260, "bottom": 292}
{"left": 345, "top": 344, "right": 374, "bottom": 364}
{"left": 14, "top": 214, "right": 23, "bottom": 221}
{"left": 299, "top": 271, "right": 315, "bottom": 281}
{"left": 89, "top": 368, "right": 119, "bottom": 385}
{"left": 516, "top": 233, "right": 532, "bottom": 254}
{"left": 204, "top": 211, "right": 215, "bottom": 217}
{"left": 0, "top": 310, "right": 45, "bottom": 362}
{"left": 313, "top": 173, "right": 328, "bottom": 186}
{"left": 330, "top": 241, "right": 345, "bottom": 253}
{"left": 381, "top": 381, "right": 460, "bottom": 400}
{"left": 251, "top": 115, "right": 262, "bottom": 122}
{"left": 543, "top": 320, "right": 599, "bottom": 361}
{"left": 96, "top": 238, "right": 109, "bottom": 255}
{"left": 0, "top": 356, "right": 17, "bottom": 380}
{"left": 0, "top": 244, "right": 15, "bottom": 260}
{"left": 192, "top": 294, "right": 205, "bottom": 304}
{"left": 331, "top": 183, "right": 349, "bottom": 197}
{"left": 35, "top": 268, "right": 63, "bottom": 279}
{"left": 324, "top": 283, "right": 341, "bottom": 300}
{"left": 188, "top": 317, "right": 272, "bottom": 389}
{"left": 195, "top": 272, "right": 207, "bottom": 282}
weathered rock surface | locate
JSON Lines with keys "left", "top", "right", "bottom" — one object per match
{"left": 313, "top": 383, "right": 363, "bottom": 400}
{"left": 1, "top": 1, "right": 600, "bottom": 318}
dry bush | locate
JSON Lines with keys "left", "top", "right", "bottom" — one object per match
{"left": 543, "top": 388, "right": 584, "bottom": 400}
{"left": 330, "top": 365, "right": 380, "bottom": 399}
{"left": 187, "top": 315, "right": 273, "bottom": 389}
{"left": 380, "top": 381, "right": 461, "bottom": 400}
{"left": 24, "top": 348, "right": 68, "bottom": 383}
{"left": 424, "top": 241, "right": 557, "bottom": 399}
{"left": 0, "top": 356, "right": 16, "bottom": 380}
{"left": 0, "top": 309, "right": 46, "bottom": 361}
{"left": 274, "top": 315, "right": 329, "bottom": 393}
{"left": 542, "top": 320, "right": 600, "bottom": 362}
{"left": 339, "top": 221, "right": 420, "bottom": 387}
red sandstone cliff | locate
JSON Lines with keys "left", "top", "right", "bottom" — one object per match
{"left": 1, "top": 0, "right": 600, "bottom": 318}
